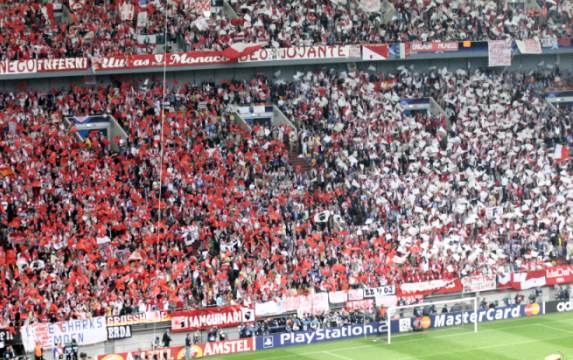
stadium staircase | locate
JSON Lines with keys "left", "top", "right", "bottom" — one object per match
{"left": 288, "top": 144, "right": 310, "bottom": 173}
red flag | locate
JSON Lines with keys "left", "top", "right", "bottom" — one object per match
{"left": 221, "top": 43, "right": 264, "bottom": 60}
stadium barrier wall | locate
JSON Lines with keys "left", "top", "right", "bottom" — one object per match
{"left": 1, "top": 40, "right": 573, "bottom": 81}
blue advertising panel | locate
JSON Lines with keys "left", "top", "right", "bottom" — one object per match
{"left": 391, "top": 303, "right": 543, "bottom": 333}
{"left": 256, "top": 322, "right": 388, "bottom": 350}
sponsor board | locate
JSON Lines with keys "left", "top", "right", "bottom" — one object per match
{"left": 97, "top": 339, "right": 255, "bottom": 360}
{"left": 255, "top": 322, "right": 387, "bottom": 350}
{"left": 106, "top": 311, "right": 170, "bottom": 327}
{"left": 239, "top": 45, "right": 360, "bottom": 63}
{"left": 21, "top": 317, "right": 107, "bottom": 351}
{"left": 545, "top": 300, "right": 573, "bottom": 313}
{"left": 394, "top": 304, "right": 542, "bottom": 333}
{"left": 106, "top": 325, "right": 132, "bottom": 340}
{"left": 171, "top": 306, "right": 254, "bottom": 332}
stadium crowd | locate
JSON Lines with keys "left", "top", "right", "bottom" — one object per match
{"left": 1, "top": 0, "right": 573, "bottom": 60}
{"left": 0, "top": 64, "right": 572, "bottom": 327}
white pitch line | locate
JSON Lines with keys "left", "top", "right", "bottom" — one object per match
{"left": 322, "top": 350, "right": 354, "bottom": 360}
{"left": 538, "top": 323, "right": 573, "bottom": 335}
{"left": 392, "top": 333, "right": 572, "bottom": 360}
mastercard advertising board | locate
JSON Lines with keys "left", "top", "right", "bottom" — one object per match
{"left": 96, "top": 339, "right": 255, "bottom": 360}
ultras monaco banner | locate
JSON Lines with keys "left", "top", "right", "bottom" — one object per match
{"left": 238, "top": 45, "right": 361, "bottom": 63}
{"left": 0, "top": 57, "right": 88, "bottom": 75}
{"left": 92, "top": 51, "right": 231, "bottom": 71}
{"left": 97, "top": 338, "right": 255, "bottom": 360}
{"left": 171, "top": 305, "right": 254, "bottom": 332}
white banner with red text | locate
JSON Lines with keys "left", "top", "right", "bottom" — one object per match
{"left": 0, "top": 57, "right": 88, "bottom": 75}
{"left": 488, "top": 40, "right": 513, "bottom": 67}
{"left": 21, "top": 317, "right": 106, "bottom": 352}
{"left": 170, "top": 306, "right": 254, "bottom": 333}
{"left": 238, "top": 45, "right": 361, "bottom": 63}
{"left": 461, "top": 275, "right": 497, "bottom": 293}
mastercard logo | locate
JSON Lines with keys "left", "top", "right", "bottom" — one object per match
{"left": 420, "top": 316, "right": 432, "bottom": 329}
{"left": 176, "top": 348, "right": 187, "bottom": 360}
{"left": 524, "top": 303, "right": 540, "bottom": 317}
{"left": 99, "top": 355, "right": 124, "bottom": 360}
{"left": 190, "top": 345, "right": 204, "bottom": 359}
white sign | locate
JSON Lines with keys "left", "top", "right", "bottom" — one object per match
{"left": 21, "top": 317, "right": 107, "bottom": 351}
{"left": 239, "top": 45, "right": 360, "bottom": 63}
{"left": 363, "top": 286, "right": 395, "bottom": 298}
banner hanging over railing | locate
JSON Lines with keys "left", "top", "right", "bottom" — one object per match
{"left": 171, "top": 305, "right": 254, "bottom": 332}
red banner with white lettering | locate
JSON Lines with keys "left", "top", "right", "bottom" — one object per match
{"left": 546, "top": 265, "right": 573, "bottom": 285}
{"left": 170, "top": 306, "right": 254, "bottom": 333}
{"left": 92, "top": 51, "right": 230, "bottom": 71}
{"left": 397, "top": 278, "right": 462, "bottom": 297}
{"left": 96, "top": 339, "right": 255, "bottom": 360}
{"left": 345, "top": 299, "right": 374, "bottom": 312}
{"left": 0, "top": 58, "right": 88, "bottom": 75}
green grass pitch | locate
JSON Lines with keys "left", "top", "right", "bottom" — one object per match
{"left": 215, "top": 311, "right": 573, "bottom": 359}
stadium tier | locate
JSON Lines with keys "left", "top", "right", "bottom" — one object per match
{"left": 1, "top": 1, "right": 573, "bottom": 360}
{"left": 0, "top": 0, "right": 572, "bottom": 60}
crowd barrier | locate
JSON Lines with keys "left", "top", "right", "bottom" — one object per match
{"left": 1, "top": 38, "right": 573, "bottom": 78}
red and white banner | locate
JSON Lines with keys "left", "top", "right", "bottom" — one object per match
{"left": 186, "top": 0, "right": 211, "bottom": 13}
{"left": 461, "top": 275, "right": 497, "bottom": 293}
{"left": 170, "top": 306, "right": 254, "bottom": 333}
{"left": 93, "top": 51, "right": 229, "bottom": 71}
{"left": 546, "top": 265, "right": 573, "bottom": 285}
{"left": 0, "top": 58, "right": 88, "bottom": 75}
{"left": 488, "top": 40, "right": 512, "bottom": 67}
{"left": 345, "top": 299, "right": 374, "bottom": 312}
{"left": 554, "top": 144, "right": 570, "bottom": 162}
{"left": 511, "top": 270, "right": 546, "bottom": 289}
{"left": 97, "top": 339, "right": 255, "bottom": 360}
{"left": 362, "top": 44, "right": 389, "bottom": 61}
{"left": 516, "top": 39, "right": 542, "bottom": 54}
{"left": 398, "top": 278, "right": 462, "bottom": 297}
{"left": 409, "top": 41, "right": 459, "bottom": 54}
{"left": 282, "top": 293, "right": 330, "bottom": 315}
{"left": 222, "top": 43, "right": 264, "bottom": 60}
{"left": 239, "top": 45, "right": 360, "bottom": 63}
